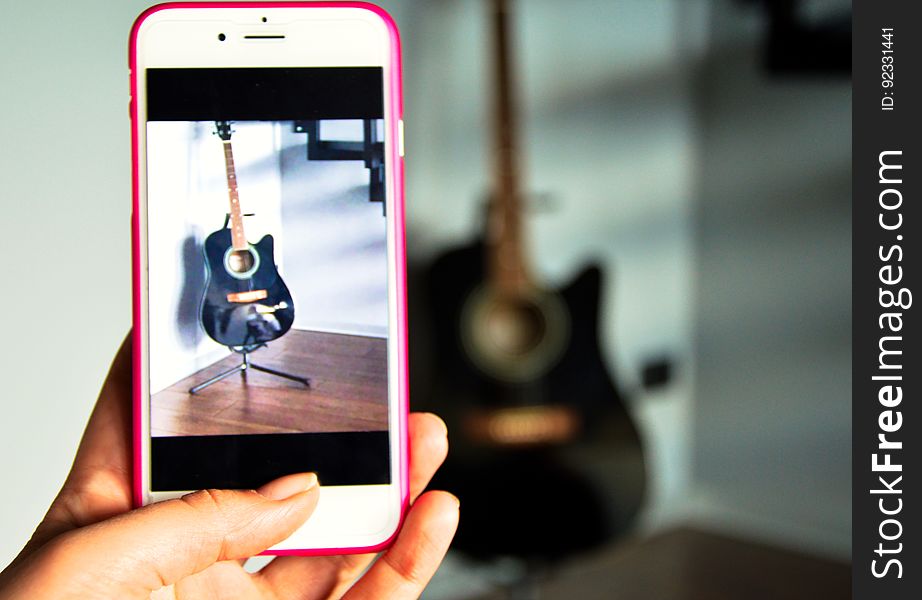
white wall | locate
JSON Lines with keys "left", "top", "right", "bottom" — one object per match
{"left": 279, "top": 121, "right": 388, "bottom": 338}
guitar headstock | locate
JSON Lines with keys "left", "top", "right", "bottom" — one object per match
{"left": 214, "top": 120, "right": 234, "bottom": 141}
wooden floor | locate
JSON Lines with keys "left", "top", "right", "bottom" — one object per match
{"left": 152, "top": 329, "right": 388, "bottom": 437}
{"left": 474, "top": 527, "right": 851, "bottom": 599}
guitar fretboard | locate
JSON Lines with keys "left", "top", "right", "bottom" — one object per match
{"left": 222, "top": 141, "right": 248, "bottom": 251}
{"left": 487, "top": 0, "right": 531, "bottom": 296}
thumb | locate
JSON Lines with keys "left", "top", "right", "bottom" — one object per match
{"left": 57, "top": 473, "right": 319, "bottom": 595}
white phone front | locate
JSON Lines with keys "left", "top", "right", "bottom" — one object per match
{"left": 129, "top": 3, "right": 407, "bottom": 554}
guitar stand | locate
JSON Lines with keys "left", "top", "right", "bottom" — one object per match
{"left": 189, "top": 345, "right": 311, "bottom": 395}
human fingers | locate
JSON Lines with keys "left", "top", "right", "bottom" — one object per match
{"left": 222, "top": 472, "right": 334, "bottom": 568}
{"left": 256, "top": 412, "right": 449, "bottom": 599}
{"left": 407, "top": 412, "right": 449, "bottom": 499}
{"left": 3, "top": 474, "right": 319, "bottom": 599}
{"left": 342, "top": 491, "right": 459, "bottom": 600}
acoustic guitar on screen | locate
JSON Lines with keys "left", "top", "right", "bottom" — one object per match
{"left": 199, "top": 120, "right": 295, "bottom": 349}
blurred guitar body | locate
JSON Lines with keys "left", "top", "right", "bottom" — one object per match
{"left": 417, "top": 241, "right": 645, "bottom": 560}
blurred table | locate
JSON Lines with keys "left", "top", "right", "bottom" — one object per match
{"left": 477, "top": 527, "right": 850, "bottom": 600}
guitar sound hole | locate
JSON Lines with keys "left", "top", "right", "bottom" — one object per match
{"left": 461, "top": 287, "right": 571, "bottom": 383}
{"left": 482, "top": 300, "right": 547, "bottom": 357}
{"left": 227, "top": 249, "right": 255, "bottom": 274}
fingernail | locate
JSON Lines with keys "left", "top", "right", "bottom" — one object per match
{"left": 298, "top": 472, "right": 319, "bottom": 491}
{"left": 260, "top": 472, "right": 319, "bottom": 500}
{"left": 424, "top": 412, "right": 449, "bottom": 438}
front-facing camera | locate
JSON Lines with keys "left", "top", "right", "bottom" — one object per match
{"left": 218, "top": 33, "right": 226, "bottom": 41}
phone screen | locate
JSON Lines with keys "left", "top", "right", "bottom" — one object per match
{"left": 143, "top": 67, "right": 391, "bottom": 491}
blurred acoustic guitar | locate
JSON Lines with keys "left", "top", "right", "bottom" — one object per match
{"left": 414, "top": 0, "right": 646, "bottom": 560}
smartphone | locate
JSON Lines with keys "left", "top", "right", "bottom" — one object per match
{"left": 129, "top": 2, "right": 406, "bottom": 555}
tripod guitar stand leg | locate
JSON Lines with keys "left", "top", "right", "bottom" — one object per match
{"left": 246, "top": 354, "right": 312, "bottom": 386}
{"left": 189, "top": 347, "right": 311, "bottom": 394}
{"left": 189, "top": 361, "right": 248, "bottom": 394}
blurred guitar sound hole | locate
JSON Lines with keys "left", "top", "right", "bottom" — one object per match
{"left": 461, "top": 287, "right": 570, "bottom": 383}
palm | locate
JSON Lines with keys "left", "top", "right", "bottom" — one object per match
{"left": 11, "top": 338, "right": 453, "bottom": 599}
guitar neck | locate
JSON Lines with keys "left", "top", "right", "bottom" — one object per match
{"left": 487, "top": 0, "right": 531, "bottom": 295}
{"left": 222, "top": 140, "right": 248, "bottom": 251}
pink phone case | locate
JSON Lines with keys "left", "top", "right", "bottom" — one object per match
{"left": 129, "top": 2, "right": 408, "bottom": 556}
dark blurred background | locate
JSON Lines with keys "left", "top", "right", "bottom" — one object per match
{"left": 0, "top": 0, "right": 851, "bottom": 597}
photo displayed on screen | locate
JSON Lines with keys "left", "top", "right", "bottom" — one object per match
{"left": 144, "top": 68, "right": 391, "bottom": 491}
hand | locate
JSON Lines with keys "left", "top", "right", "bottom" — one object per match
{"left": 0, "top": 337, "right": 458, "bottom": 599}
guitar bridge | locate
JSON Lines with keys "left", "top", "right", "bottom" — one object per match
{"left": 226, "top": 289, "right": 268, "bottom": 303}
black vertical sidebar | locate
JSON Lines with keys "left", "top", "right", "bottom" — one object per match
{"left": 853, "top": 2, "right": 919, "bottom": 598}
